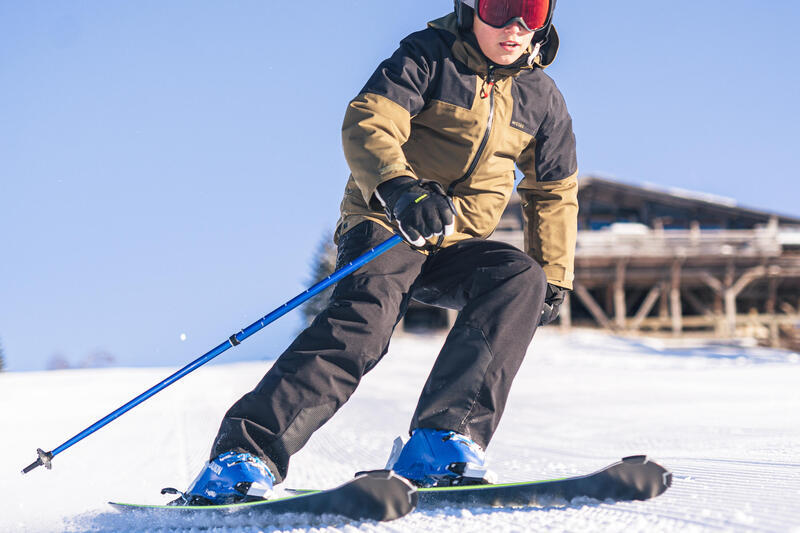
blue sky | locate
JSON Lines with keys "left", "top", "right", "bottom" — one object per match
{"left": 2, "top": 1, "right": 799, "bottom": 371}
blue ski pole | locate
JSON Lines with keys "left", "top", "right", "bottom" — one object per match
{"left": 22, "top": 234, "right": 403, "bottom": 474}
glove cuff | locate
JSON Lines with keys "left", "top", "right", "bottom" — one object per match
{"left": 375, "top": 176, "right": 417, "bottom": 213}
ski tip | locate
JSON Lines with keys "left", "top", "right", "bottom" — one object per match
{"left": 621, "top": 455, "right": 649, "bottom": 465}
{"left": 353, "top": 468, "right": 394, "bottom": 480}
{"left": 618, "top": 455, "right": 673, "bottom": 498}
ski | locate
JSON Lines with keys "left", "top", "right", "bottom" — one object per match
{"left": 415, "top": 455, "right": 671, "bottom": 509}
{"left": 109, "top": 470, "right": 417, "bottom": 523}
{"left": 289, "top": 455, "right": 670, "bottom": 511}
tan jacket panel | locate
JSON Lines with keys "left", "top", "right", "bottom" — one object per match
{"left": 519, "top": 172, "right": 578, "bottom": 288}
{"left": 341, "top": 93, "right": 419, "bottom": 205}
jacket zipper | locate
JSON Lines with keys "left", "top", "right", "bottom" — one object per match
{"left": 447, "top": 66, "right": 496, "bottom": 197}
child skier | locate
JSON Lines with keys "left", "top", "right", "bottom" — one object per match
{"left": 181, "top": 0, "right": 577, "bottom": 503}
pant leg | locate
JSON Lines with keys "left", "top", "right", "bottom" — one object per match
{"left": 409, "top": 239, "right": 548, "bottom": 449}
{"left": 211, "top": 222, "right": 425, "bottom": 483}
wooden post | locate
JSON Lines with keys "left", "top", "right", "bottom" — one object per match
{"left": 670, "top": 260, "right": 683, "bottom": 336}
{"left": 573, "top": 282, "right": 614, "bottom": 330}
{"left": 724, "top": 289, "right": 737, "bottom": 337}
{"left": 690, "top": 220, "right": 700, "bottom": 244}
{"left": 614, "top": 260, "right": 627, "bottom": 330}
{"left": 766, "top": 276, "right": 778, "bottom": 347}
{"left": 723, "top": 265, "right": 769, "bottom": 338}
{"left": 730, "top": 266, "right": 767, "bottom": 296}
{"left": 700, "top": 272, "right": 725, "bottom": 294}
{"left": 724, "top": 263, "right": 736, "bottom": 337}
{"left": 683, "top": 289, "right": 713, "bottom": 317}
{"left": 659, "top": 281, "right": 670, "bottom": 328}
{"left": 700, "top": 271, "right": 725, "bottom": 337}
{"left": 630, "top": 284, "right": 662, "bottom": 332}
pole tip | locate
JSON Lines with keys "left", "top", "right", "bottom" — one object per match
{"left": 22, "top": 449, "right": 53, "bottom": 474}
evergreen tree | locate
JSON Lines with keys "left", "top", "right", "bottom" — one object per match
{"left": 0, "top": 336, "right": 6, "bottom": 372}
{"left": 299, "top": 232, "right": 337, "bottom": 329}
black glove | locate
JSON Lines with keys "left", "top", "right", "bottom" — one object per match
{"left": 375, "top": 177, "right": 457, "bottom": 248}
{"left": 539, "top": 283, "right": 567, "bottom": 326}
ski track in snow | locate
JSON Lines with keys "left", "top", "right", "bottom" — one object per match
{"left": 1, "top": 329, "right": 799, "bottom": 532}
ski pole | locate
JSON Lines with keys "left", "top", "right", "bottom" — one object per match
{"left": 22, "top": 234, "right": 404, "bottom": 474}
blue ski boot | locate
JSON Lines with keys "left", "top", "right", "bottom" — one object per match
{"left": 387, "top": 429, "right": 496, "bottom": 487}
{"left": 164, "top": 451, "right": 276, "bottom": 505}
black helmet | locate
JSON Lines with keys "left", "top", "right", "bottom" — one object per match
{"left": 454, "top": 0, "right": 557, "bottom": 44}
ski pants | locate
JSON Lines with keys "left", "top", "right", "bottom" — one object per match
{"left": 211, "top": 221, "right": 547, "bottom": 483}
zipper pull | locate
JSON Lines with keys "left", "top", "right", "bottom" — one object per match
{"left": 480, "top": 66, "right": 496, "bottom": 99}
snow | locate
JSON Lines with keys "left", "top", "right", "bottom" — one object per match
{"left": 2, "top": 329, "right": 799, "bottom": 532}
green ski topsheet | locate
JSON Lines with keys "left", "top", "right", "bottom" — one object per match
{"left": 288, "top": 455, "right": 671, "bottom": 509}
{"left": 110, "top": 470, "right": 417, "bottom": 523}
{"left": 414, "top": 455, "right": 672, "bottom": 508}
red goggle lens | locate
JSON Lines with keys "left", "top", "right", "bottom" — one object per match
{"left": 477, "top": 0, "right": 551, "bottom": 31}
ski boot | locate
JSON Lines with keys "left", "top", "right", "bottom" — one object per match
{"left": 387, "top": 428, "right": 496, "bottom": 487}
{"left": 163, "top": 451, "right": 276, "bottom": 505}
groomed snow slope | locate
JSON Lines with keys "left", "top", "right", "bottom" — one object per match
{"left": 2, "top": 330, "right": 799, "bottom": 532}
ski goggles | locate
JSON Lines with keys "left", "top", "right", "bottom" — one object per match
{"left": 476, "top": 0, "right": 551, "bottom": 33}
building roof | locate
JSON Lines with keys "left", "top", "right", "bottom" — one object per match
{"left": 578, "top": 175, "right": 800, "bottom": 227}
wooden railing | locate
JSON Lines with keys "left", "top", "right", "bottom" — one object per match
{"left": 576, "top": 226, "right": 784, "bottom": 258}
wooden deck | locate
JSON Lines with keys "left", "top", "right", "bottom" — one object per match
{"left": 492, "top": 224, "right": 800, "bottom": 349}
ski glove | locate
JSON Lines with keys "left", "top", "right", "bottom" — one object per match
{"left": 539, "top": 283, "right": 567, "bottom": 326}
{"left": 375, "top": 177, "right": 457, "bottom": 248}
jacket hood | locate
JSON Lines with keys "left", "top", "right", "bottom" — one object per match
{"left": 427, "top": 13, "right": 560, "bottom": 75}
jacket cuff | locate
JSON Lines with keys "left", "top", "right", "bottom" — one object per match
{"left": 541, "top": 265, "right": 574, "bottom": 290}
{"left": 363, "top": 168, "right": 420, "bottom": 210}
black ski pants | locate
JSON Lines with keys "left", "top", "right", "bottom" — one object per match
{"left": 211, "top": 221, "right": 547, "bottom": 483}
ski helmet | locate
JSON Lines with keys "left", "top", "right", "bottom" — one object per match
{"left": 454, "top": 0, "right": 557, "bottom": 44}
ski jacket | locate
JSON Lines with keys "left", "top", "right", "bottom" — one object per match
{"left": 337, "top": 13, "right": 578, "bottom": 289}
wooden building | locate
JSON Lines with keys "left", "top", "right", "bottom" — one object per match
{"left": 400, "top": 176, "right": 800, "bottom": 350}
